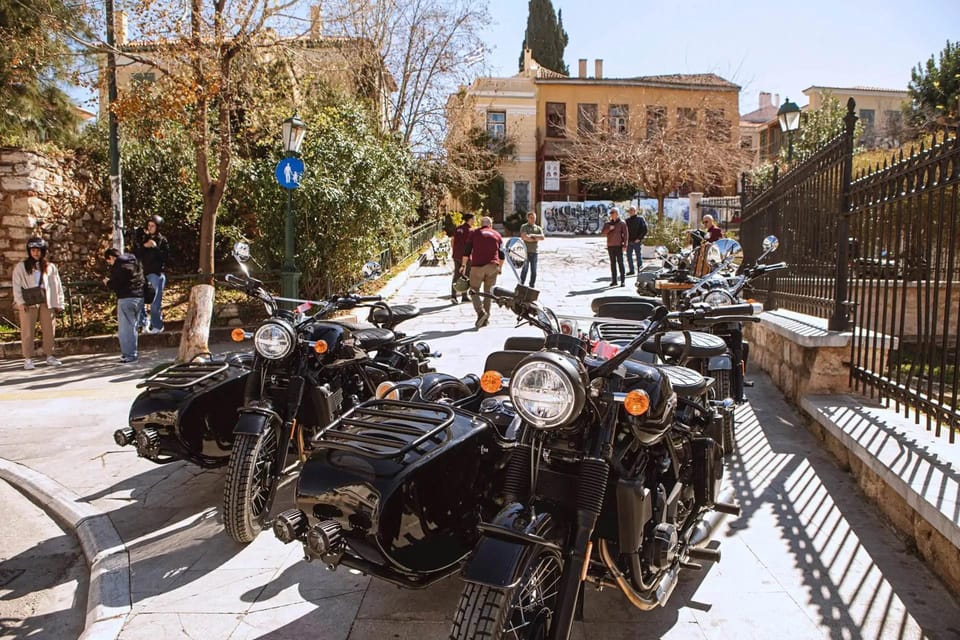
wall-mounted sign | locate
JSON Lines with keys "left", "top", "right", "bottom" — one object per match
{"left": 543, "top": 160, "right": 560, "bottom": 191}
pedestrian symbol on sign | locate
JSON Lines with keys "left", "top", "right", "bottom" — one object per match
{"left": 275, "top": 157, "right": 305, "bottom": 190}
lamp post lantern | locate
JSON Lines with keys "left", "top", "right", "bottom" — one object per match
{"left": 278, "top": 113, "right": 307, "bottom": 301}
{"left": 777, "top": 97, "right": 801, "bottom": 162}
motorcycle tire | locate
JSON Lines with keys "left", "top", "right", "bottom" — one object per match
{"left": 716, "top": 369, "right": 735, "bottom": 456}
{"left": 223, "top": 428, "right": 281, "bottom": 544}
{"left": 450, "top": 545, "right": 563, "bottom": 639}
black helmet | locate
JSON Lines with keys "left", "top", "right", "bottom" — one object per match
{"left": 148, "top": 215, "right": 163, "bottom": 227}
{"left": 26, "top": 237, "right": 48, "bottom": 256}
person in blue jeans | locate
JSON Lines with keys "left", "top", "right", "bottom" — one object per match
{"left": 519, "top": 212, "right": 544, "bottom": 287}
{"left": 104, "top": 248, "right": 145, "bottom": 363}
{"left": 133, "top": 215, "right": 169, "bottom": 333}
{"left": 624, "top": 206, "right": 647, "bottom": 276}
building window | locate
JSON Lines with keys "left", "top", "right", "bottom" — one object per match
{"left": 486, "top": 111, "right": 506, "bottom": 140}
{"left": 577, "top": 103, "right": 597, "bottom": 136}
{"left": 646, "top": 105, "right": 667, "bottom": 139}
{"left": 760, "top": 129, "right": 769, "bottom": 158}
{"left": 546, "top": 102, "right": 567, "bottom": 138}
{"left": 706, "top": 108, "right": 730, "bottom": 142}
{"left": 514, "top": 181, "right": 530, "bottom": 213}
{"left": 859, "top": 109, "right": 876, "bottom": 144}
{"left": 677, "top": 107, "right": 698, "bottom": 129}
{"left": 740, "top": 135, "right": 753, "bottom": 149}
{"left": 608, "top": 104, "right": 628, "bottom": 135}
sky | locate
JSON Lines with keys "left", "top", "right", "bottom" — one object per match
{"left": 481, "top": 0, "right": 957, "bottom": 113}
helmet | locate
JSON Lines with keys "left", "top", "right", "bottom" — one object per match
{"left": 26, "top": 237, "right": 48, "bottom": 255}
{"left": 148, "top": 215, "right": 163, "bottom": 227}
{"left": 453, "top": 276, "right": 471, "bottom": 294}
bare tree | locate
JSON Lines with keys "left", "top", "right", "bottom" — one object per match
{"left": 325, "top": 0, "right": 491, "bottom": 150}
{"left": 562, "top": 106, "right": 749, "bottom": 222}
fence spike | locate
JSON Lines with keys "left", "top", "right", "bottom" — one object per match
{"left": 899, "top": 148, "right": 904, "bottom": 162}
{"left": 883, "top": 158, "right": 888, "bottom": 170}
{"left": 920, "top": 139, "right": 926, "bottom": 153}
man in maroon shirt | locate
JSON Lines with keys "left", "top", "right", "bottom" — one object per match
{"left": 449, "top": 212, "right": 474, "bottom": 303}
{"left": 601, "top": 207, "right": 628, "bottom": 286}
{"left": 459, "top": 216, "right": 503, "bottom": 328}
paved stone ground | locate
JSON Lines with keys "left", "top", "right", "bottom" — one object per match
{"left": 0, "top": 236, "right": 957, "bottom": 639}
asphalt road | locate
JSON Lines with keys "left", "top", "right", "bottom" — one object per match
{"left": 0, "top": 236, "right": 957, "bottom": 639}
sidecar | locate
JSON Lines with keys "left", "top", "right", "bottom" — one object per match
{"left": 113, "top": 352, "right": 254, "bottom": 467}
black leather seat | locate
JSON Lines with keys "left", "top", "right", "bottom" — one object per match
{"left": 369, "top": 304, "right": 420, "bottom": 329}
{"left": 596, "top": 301, "right": 658, "bottom": 321}
{"left": 641, "top": 331, "right": 727, "bottom": 360}
{"left": 503, "top": 336, "right": 545, "bottom": 351}
{"left": 353, "top": 327, "right": 396, "bottom": 351}
{"left": 590, "top": 295, "right": 661, "bottom": 314}
{"left": 659, "top": 365, "right": 709, "bottom": 397}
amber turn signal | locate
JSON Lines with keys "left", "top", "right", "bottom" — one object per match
{"left": 624, "top": 389, "right": 650, "bottom": 416}
{"left": 231, "top": 328, "right": 246, "bottom": 342}
{"left": 313, "top": 340, "right": 328, "bottom": 355}
{"left": 480, "top": 370, "right": 503, "bottom": 394}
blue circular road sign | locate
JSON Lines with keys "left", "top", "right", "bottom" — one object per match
{"left": 275, "top": 157, "right": 305, "bottom": 190}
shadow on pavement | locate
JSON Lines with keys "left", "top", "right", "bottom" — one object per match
{"left": 0, "top": 351, "right": 174, "bottom": 389}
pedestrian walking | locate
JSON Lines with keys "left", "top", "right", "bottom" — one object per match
{"left": 133, "top": 215, "right": 169, "bottom": 333}
{"left": 11, "top": 237, "right": 65, "bottom": 370}
{"left": 104, "top": 248, "right": 145, "bottom": 363}
{"left": 624, "top": 206, "right": 648, "bottom": 276}
{"left": 459, "top": 216, "right": 503, "bottom": 328}
{"left": 601, "top": 207, "right": 628, "bottom": 286}
{"left": 519, "top": 212, "right": 545, "bottom": 287}
{"left": 449, "top": 212, "right": 475, "bottom": 303}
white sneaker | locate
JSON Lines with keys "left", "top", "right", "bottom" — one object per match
{"left": 23, "top": 359, "right": 34, "bottom": 370}
{"left": 46, "top": 356, "right": 62, "bottom": 366}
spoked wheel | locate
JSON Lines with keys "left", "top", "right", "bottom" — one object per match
{"left": 451, "top": 548, "right": 563, "bottom": 639}
{"left": 716, "top": 369, "right": 735, "bottom": 456}
{"left": 223, "top": 426, "right": 280, "bottom": 543}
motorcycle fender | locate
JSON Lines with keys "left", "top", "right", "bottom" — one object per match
{"left": 708, "top": 354, "right": 732, "bottom": 371}
{"left": 461, "top": 504, "right": 553, "bottom": 590}
{"left": 233, "top": 408, "right": 278, "bottom": 436}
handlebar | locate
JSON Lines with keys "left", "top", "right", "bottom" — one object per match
{"left": 355, "top": 295, "right": 383, "bottom": 303}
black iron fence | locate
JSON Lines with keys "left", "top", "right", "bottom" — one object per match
{"left": 741, "top": 97, "right": 960, "bottom": 441}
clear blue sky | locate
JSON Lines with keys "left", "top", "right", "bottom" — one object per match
{"left": 483, "top": 0, "right": 957, "bottom": 113}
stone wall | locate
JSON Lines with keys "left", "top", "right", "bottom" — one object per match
{"left": 0, "top": 148, "right": 111, "bottom": 315}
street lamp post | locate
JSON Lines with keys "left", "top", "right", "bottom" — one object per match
{"left": 777, "top": 97, "right": 801, "bottom": 163}
{"left": 279, "top": 113, "right": 307, "bottom": 301}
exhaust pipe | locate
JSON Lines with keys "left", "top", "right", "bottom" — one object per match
{"left": 114, "top": 427, "right": 135, "bottom": 447}
{"left": 598, "top": 539, "right": 679, "bottom": 611}
{"left": 689, "top": 485, "right": 738, "bottom": 549}
{"left": 134, "top": 427, "right": 160, "bottom": 459}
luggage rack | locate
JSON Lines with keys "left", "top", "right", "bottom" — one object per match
{"left": 594, "top": 322, "right": 642, "bottom": 342}
{"left": 314, "top": 399, "right": 457, "bottom": 460}
{"left": 138, "top": 361, "right": 231, "bottom": 390}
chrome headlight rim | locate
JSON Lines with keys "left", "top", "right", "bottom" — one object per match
{"left": 254, "top": 320, "right": 296, "bottom": 360}
{"left": 703, "top": 289, "right": 736, "bottom": 307}
{"left": 509, "top": 353, "right": 585, "bottom": 430}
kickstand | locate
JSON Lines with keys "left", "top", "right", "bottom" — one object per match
{"left": 574, "top": 581, "right": 585, "bottom": 622}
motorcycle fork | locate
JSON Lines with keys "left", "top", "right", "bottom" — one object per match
{"left": 550, "top": 405, "right": 617, "bottom": 639}
{"left": 272, "top": 376, "right": 306, "bottom": 487}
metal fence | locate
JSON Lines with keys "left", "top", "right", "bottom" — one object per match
{"left": 741, "top": 97, "right": 960, "bottom": 441}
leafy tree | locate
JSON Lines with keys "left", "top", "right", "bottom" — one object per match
{"left": 784, "top": 92, "right": 863, "bottom": 164}
{"left": 518, "top": 0, "right": 568, "bottom": 75}
{"left": 0, "top": 0, "right": 91, "bottom": 146}
{"left": 908, "top": 40, "right": 960, "bottom": 129}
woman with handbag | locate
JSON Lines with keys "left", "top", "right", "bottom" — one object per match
{"left": 12, "top": 237, "right": 65, "bottom": 370}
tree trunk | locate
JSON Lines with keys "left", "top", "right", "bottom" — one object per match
{"left": 177, "top": 284, "right": 215, "bottom": 362}
{"left": 657, "top": 195, "right": 665, "bottom": 223}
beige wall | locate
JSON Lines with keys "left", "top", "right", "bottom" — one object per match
{"left": 804, "top": 87, "right": 910, "bottom": 148}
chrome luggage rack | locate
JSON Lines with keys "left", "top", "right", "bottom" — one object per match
{"left": 138, "top": 361, "right": 231, "bottom": 390}
{"left": 313, "top": 399, "right": 457, "bottom": 459}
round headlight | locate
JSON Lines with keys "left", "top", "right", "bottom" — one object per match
{"left": 254, "top": 321, "right": 296, "bottom": 359}
{"left": 704, "top": 289, "right": 736, "bottom": 307}
{"left": 510, "top": 354, "right": 585, "bottom": 430}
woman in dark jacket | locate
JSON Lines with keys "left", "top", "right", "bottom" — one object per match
{"left": 104, "top": 248, "right": 145, "bottom": 363}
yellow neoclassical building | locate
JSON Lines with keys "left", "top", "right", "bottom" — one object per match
{"left": 449, "top": 51, "right": 741, "bottom": 220}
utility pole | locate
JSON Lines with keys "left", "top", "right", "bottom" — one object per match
{"left": 105, "top": 0, "right": 124, "bottom": 251}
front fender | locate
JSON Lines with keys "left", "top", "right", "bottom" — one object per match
{"left": 233, "top": 407, "right": 280, "bottom": 436}
{"left": 461, "top": 503, "right": 556, "bottom": 589}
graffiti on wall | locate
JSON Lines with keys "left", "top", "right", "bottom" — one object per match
{"left": 540, "top": 198, "right": 692, "bottom": 235}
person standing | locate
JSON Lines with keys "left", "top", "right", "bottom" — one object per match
{"left": 624, "top": 206, "right": 648, "bottom": 276}
{"left": 519, "top": 212, "right": 544, "bottom": 287}
{"left": 702, "top": 214, "right": 723, "bottom": 242}
{"left": 104, "top": 248, "right": 145, "bottom": 363}
{"left": 449, "top": 212, "right": 475, "bottom": 303}
{"left": 133, "top": 215, "right": 169, "bottom": 333}
{"left": 459, "top": 216, "right": 503, "bottom": 328}
{"left": 11, "top": 237, "right": 65, "bottom": 370}
{"left": 601, "top": 207, "right": 628, "bottom": 287}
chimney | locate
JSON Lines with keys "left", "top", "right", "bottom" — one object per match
{"left": 594, "top": 59, "right": 603, "bottom": 79}
{"left": 113, "top": 10, "right": 128, "bottom": 46}
{"left": 310, "top": 4, "right": 323, "bottom": 39}
{"left": 773, "top": 93, "right": 780, "bottom": 107}
{"left": 578, "top": 59, "right": 587, "bottom": 79}
{"left": 759, "top": 92, "right": 771, "bottom": 109}
{"left": 523, "top": 48, "right": 533, "bottom": 73}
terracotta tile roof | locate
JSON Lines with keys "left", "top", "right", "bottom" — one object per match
{"left": 740, "top": 104, "right": 779, "bottom": 124}
{"left": 803, "top": 85, "right": 909, "bottom": 95}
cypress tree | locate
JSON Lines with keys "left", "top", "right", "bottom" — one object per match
{"left": 518, "top": 0, "right": 569, "bottom": 75}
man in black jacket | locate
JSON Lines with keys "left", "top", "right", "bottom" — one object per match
{"left": 104, "top": 248, "right": 145, "bottom": 363}
{"left": 624, "top": 206, "right": 647, "bottom": 276}
{"left": 133, "top": 215, "right": 169, "bottom": 333}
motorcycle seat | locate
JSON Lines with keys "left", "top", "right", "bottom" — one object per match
{"left": 503, "top": 336, "right": 545, "bottom": 351}
{"left": 596, "top": 301, "right": 657, "bottom": 321}
{"left": 369, "top": 304, "right": 419, "bottom": 329}
{"left": 641, "top": 331, "right": 727, "bottom": 360}
{"left": 590, "top": 294, "right": 660, "bottom": 314}
{"left": 658, "top": 365, "right": 709, "bottom": 397}
{"left": 353, "top": 327, "right": 397, "bottom": 351}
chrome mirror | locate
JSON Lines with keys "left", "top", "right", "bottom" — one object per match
{"left": 233, "top": 241, "right": 251, "bottom": 263}
{"left": 655, "top": 245, "right": 669, "bottom": 260}
{"left": 504, "top": 237, "right": 527, "bottom": 283}
{"left": 762, "top": 235, "right": 780, "bottom": 253}
{"left": 707, "top": 238, "right": 743, "bottom": 265}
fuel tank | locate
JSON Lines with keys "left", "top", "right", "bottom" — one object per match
{"left": 584, "top": 356, "right": 675, "bottom": 443}
{"left": 296, "top": 399, "right": 509, "bottom": 575}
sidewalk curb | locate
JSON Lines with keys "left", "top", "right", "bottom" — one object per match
{"left": 0, "top": 457, "right": 130, "bottom": 639}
